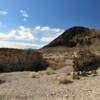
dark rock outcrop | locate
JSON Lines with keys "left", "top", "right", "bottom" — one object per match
{"left": 43, "top": 26, "right": 100, "bottom": 48}
{"left": 72, "top": 50, "right": 100, "bottom": 73}
{"left": 0, "top": 48, "right": 48, "bottom": 73}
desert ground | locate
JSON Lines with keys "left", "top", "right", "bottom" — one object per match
{"left": 0, "top": 68, "right": 100, "bottom": 100}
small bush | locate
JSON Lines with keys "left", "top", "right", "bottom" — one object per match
{"left": 46, "top": 67, "right": 56, "bottom": 75}
{"left": 55, "top": 74, "right": 73, "bottom": 84}
{"left": 30, "top": 72, "right": 40, "bottom": 78}
{"left": 72, "top": 50, "right": 100, "bottom": 73}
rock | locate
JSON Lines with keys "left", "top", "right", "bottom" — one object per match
{"left": 72, "top": 49, "right": 100, "bottom": 74}
{"left": 0, "top": 48, "right": 48, "bottom": 72}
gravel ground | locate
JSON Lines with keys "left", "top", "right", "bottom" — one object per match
{"left": 0, "top": 71, "right": 100, "bottom": 100}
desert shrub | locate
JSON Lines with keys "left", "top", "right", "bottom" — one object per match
{"left": 55, "top": 74, "right": 73, "bottom": 84}
{"left": 32, "top": 59, "right": 48, "bottom": 72}
{"left": 30, "top": 72, "right": 40, "bottom": 78}
{"left": 46, "top": 67, "right": 56, "bottom": 75}
{"left": 72, "top": 49, "right": 100, "bottom": 74}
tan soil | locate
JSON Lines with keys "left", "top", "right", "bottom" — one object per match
{"left": 0, "top": 69, "right": 100, "bottom": 100}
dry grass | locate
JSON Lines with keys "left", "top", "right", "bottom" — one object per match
{"left": 45, "top": 67, "right": 56, "bottom": 75}
{"left": 55, "top": 74, "right": 73, "bottom": 84}
{"left": 30, "top": 72, "right": 40, "bottom": 78}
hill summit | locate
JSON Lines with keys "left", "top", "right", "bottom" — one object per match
{"left": 44, "top": 26, "right": 100, "bottom": 48}
{"left": 40, "top": 26, "right": 100, "bottom": 70}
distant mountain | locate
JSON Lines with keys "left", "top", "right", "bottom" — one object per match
{"left": 43, "top": 26, "right": 100, "bottom": 48}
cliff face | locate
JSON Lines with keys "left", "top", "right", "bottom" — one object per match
{"left": 0, "top": 48, "right": 48, "bottom": 72}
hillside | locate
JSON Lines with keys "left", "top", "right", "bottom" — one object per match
{"left": 0, "top": 48, "right": 47, "bottom": 72}
{"left": 39, "top": 26, "right": 100, "bottom": 70}
{"left": 44, "top": 26, "right": 100, "bottom": 48}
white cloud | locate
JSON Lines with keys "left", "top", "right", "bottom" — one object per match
{"left": 23, "top": 18, "right": 27, "bottom": 21}
{"left": 34, "top": 26, "right": 64, "bottom": 43}
{"left": 34, "top": 26, "right": 62, "bottom": 33}
{"left": 0, "top": 26, "right": 63, "bottom": 43}
{"left": 0, "top": 10, "right": 8, "bottom": 15}
{"left": 0, "top": 25, "right": 64, "bottom": 49}
{"left": 0, "top": 26, "right": 36, "bottom": 41}
{"left": 20, "top": 10, "right": 29, "bottom": 18}
{"left": 40, "top": 37, "right": 55, "bottom": 43}
{"left": 35, "top": 26, "right": 41, "bottom": 30}
{"left": 0, "top": 30, "right": 16, "bottom": 40}
{"left": 16, "top": 26, "right": 35, "bottom": 40}
{"left": 0, "top": 41, "right": 43, "bottom": 49}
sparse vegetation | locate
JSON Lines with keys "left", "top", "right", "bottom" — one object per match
{"left": 55, "top": 74, "right": 73, "bottom": 84}
{"left": 72, "top": 49, "right": 100, "bottom": 76}
{"left": 43, "top": 26, "right": 100, "bottom": 48}
{"left": 0, "top": 48, "right": 48, "bottom": 73}
{"left": 30, "top": 72, "right": 40, "bottom": 78}
{"left": 46, "top": 67, "right": 56, "bottom": 75}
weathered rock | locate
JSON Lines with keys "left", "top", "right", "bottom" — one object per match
{"left": 72, "top": 50, "right": 100, "bottom": 73}
{"left": 0, "top": 48, "right": 48, "bottom": 73}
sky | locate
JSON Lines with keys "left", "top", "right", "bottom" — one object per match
{"left": 0, "top": 0, "right": 99, "bottom": 49}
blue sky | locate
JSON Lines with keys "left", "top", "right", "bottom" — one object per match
{"left": 0, "top": 0, "right": 99, "bottom": 49}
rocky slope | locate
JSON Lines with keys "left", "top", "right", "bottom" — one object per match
{"left": 44, "top": 26, "right": 100, "bottom": 48}
{"left": 40, "top": 26, "right": 100, "bottom": 70}
{"left": 0, "top": 48, "right": 47, "bottom": 72}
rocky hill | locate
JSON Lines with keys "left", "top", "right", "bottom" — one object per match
{"left": 44, "top": 26, "right": 100, "bottom": 48}
{"left": 40, "top": 26, "right": 100, "bottom": 70}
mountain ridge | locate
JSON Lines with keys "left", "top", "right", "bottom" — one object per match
{"left": 42, "top": 26, "right": 100, "bottom": 49}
